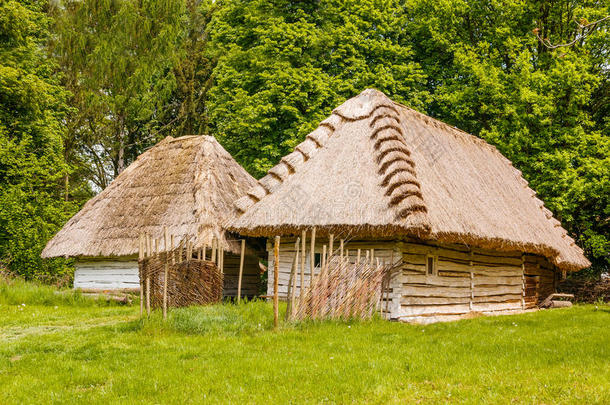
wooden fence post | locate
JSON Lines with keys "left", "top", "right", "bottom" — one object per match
{"left": 310, "top": 227, "right": 316, "bottom": 288}
{"left": 273, "top": 236, "right": 280, "bottom": 329}
{"left": 146, "top": 233, "right": 151, "bottom": 316}
{"left": 300, "top": 230, "right": 306, "bottom": 298}
{"left": 139, "top": 233, "right": 144, "bottom": 317}
{"left": 237, "top": 239, "right": 245, "bottom": 303}
{"left": 163, "top": 227, "right": 168, "bottom": 320}
{"left": 286, "top": 237, "right": 300, "bottom": 321}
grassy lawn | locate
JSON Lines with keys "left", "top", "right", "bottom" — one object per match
{"left": 0, "top": 280, "right": 609, "bottom": 404}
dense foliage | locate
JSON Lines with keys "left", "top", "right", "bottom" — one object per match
{"left": 0, "top": 0, "right": 607, "bottom": 278}
{"left": 0, "top": 0, "right": 76, "bottom": 280}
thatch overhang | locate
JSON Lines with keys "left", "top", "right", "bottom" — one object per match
{"left": 229, "top": 89, "right": 590, "bottom": 272}
{"left": 42, "top": 135, "right": 259, "bottom": 258}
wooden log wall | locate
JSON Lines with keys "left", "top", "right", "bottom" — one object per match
{"left": 397, "top": 242, "right": 558, "bottom": 323}
{"left": 266, "top": 238, "right": 397, "bottom": 301}
{"left": 222, "top": 252, "right": 261, "bottom": 298}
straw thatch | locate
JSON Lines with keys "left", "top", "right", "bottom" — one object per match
{"left": 43, "top": 135, "right": 257, "bottom": 258}
{"left": 230, "top": 89, "right": 590, "bottom": 272}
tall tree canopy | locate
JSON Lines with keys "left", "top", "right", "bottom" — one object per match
{"left": 0, "top": 0, "right": 75, "bottom": 279}
{"left": 209, "top": 0, "right": 609, "bottom": 271}
{"left": 208, "top": 0, "right": 429, "bottom": 176}
{"left": 0, "top": 0, "right": 606, "bottom": 278}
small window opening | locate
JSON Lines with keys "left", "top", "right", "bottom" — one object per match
{"left": 426, "top": 255, "right": 437, "bottom": 276}
{"left": 314, "top": 253, "right": 322, "bottom": 267}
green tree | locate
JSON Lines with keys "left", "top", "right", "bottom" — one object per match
{"left": 51, "top": 0, "right": 185, "bottom": 189}
{"left": 0, "top": 0, "right": 76, "bottom": 279}
{"left": 404, "top": 0, "right": 609, "bottom": 271}
{"left": 208, "top": 0, "right": 429, "bottom": 176}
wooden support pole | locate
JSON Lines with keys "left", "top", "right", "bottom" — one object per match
{"left": 145, "top": 233, "right": 151, "bottom": 316}
{"left": 237, "top": 239, "right": 245, "bottom": 303}
{"left": 139, "top": 233, "right": 144, "bottom": 317}
{"left": 357, "top": 249, "right": 361, "bottom": 264}
{"left": 202, "top": 243, "right": 206, "bottom": 261}
{"left": 211, "top": 237, "right": 217, "bottom": 264}
{"left": 521, "top": 253, "right": 526, "bottom": 310}
{"left": 329, "top": 234, "right": 334, "bottom": 259}
{"left": 170, "top": 235, "right": 175, "bottom": 264}
{"left": 321, "top": 244, "right": 327, "bottom": 276}
{"left": 219, "top": 246, "right": 224, "bottom": 274}
{"left": 370, "top": 249, "right": 375, "bottom": 265}
{"left": 286, "top": 237, "right": 300, "bottom": 321}
{"left": 469, "top": 250, "right": 474, "bottom": 312}
{"left": 340, "top": 239, "right": 344, "bottom": 259}
{"left": 300, "top": 230, "right": 306, "bottom": 298}
{"left": 310, "top": 227, "right": 316, "bottom": 287}
{"left": 163, "top": 227, "right": 168, "bottom": 320}
{"left": 273, "top": 236, "right": 280, "bottom": 329}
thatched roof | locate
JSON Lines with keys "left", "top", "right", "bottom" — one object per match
{"left": 229, "top": 89, "right": 590, "bottom": 271}
{"left": 43, "top": 135, "right": 258, "bottom": 258}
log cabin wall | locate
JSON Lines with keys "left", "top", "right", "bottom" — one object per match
{"left": 397, "top": 241, "right": 559, "bottom": 323}
{"left": 266, "top": 237, "right": 398, "bottom": 306}
{"left": 222, "top": 253, "right": 261, "bottom": 298}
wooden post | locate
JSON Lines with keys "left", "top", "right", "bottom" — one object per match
{"left": 309, "top": 227, "right": 316, "bottom": 288}
{"left": 163, "top": 227, "right": 168, "bottom": 320}
{"left": 370, "top": 249, "right": 375, "bottom": 265}
{"left": 329, "top": 234, "right": 334, "bottom": 259}
{"left": 357, "top": 249, "right": 361, "bottom": 264}
{"left": 521, "top": 254, "right": 526, "bottom": 310}
{"left": 139, "top": 233, "right": 144, "bottom": 317}
{"left": 145, "top": 233, "right": 151, "bottom": 316}
{"left": 219, "top": 245, "right": 224, "bottom": 274}
{"left": 340, "top": 239, "right": 344, "bottom": 259}
{"left": 286, "top": 237, "right": 300, "bottom": 321}
{"left": 170, "top": 235, "right": 175, "bottom": 264}
{"left": 300, "top": 230, "right": 306, "bottom": 298}
{"left": 469, "top": 250, "right": 474, "bottom": 312}
{"left": 202, "top": 243, "right": 206, "bottom": 261}
{"left": 211, "top": 237, "right": 217, "bottom": 264}
{"left": 273, "top": 236, "right": 280, "bottom": 329}
{"left": 321, "top": 244, "right": 327, "bottom": 275}
{"left": 237, "top": 239, "right": 245, "bottom": 303}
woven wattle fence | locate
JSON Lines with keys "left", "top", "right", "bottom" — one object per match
{"left": 288, "top": 254, "right": 401, "bottom": 321}
{"left": 139, "top": 251, "right": 223, "bottom": 309}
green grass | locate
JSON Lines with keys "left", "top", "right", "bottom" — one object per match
{"left": 0, "top": 281, "right": 609, "bottom": 404}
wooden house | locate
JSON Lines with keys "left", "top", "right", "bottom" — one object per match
{"left": 42, "top": 135, "right": 262, "bottom": 297}
{"left": 229, "top": 89, "right": 590, "bottom": 323}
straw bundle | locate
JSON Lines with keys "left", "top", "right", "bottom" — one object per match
{"left": 230, "top": 89, "right": 589, "bottom": 272}
{"left": 289, "top": 255, "right": 401, "bottom": 321}
{"left": 139, "top": 251, "right": 223, "bottom": 308}
{"left": 43, "top": 135, "right": 257, "bottom": 258}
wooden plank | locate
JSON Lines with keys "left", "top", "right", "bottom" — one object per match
{"left": 402, "top": 286, "right": 471, "bottom": 298}
{"left": 400, "top": 304, "right": 470, "bottom": 316}
{"left": 273, "top": 236, "right": 280, "bottom": 328}
{"left": 237, "top": 239, "right": 246, "bottom": 303}
{"left": 402, "top": 296, "right": 470, "bottom": 305}
{"left": 402, "top": 275, "right": 471, "bottom": 287}
{"left": 473, "top": 285, "right": 523, "bottom": 296}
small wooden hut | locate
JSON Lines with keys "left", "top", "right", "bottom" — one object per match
{"left": 229, "top": 89, "right": 590, "bottom": 323}
{"left": 42, "top": 135, "right": 262, "bottom": 297}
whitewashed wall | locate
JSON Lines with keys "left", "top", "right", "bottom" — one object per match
{"left": 74, "top": 258, "right": 139, "bottom": 290}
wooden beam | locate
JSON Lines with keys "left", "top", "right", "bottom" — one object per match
{"left": 310, "top": 227, "right": 316, "bottom": 288}
{"left": 273, "top": 236, "right": 280, "bottom": 329}
{"left": 300, "top": 230, "right": 306, "bottom": 299}
{"left": 139, "top": 233, "right": 144, "bottom": 317}
{"left": 286, "top": 237, "right": 300, "bottom": 321}
{"left": 237, "top": 239, "right": 245, "bottom": 303}
{"left": 163, "top": 227, "right": 168, "bottom": 320}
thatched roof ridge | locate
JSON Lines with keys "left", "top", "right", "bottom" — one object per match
{"left": 43, "top": 135, "right": 258, "bottom": 258}
{"left": 230, "top": 89, "right": 589, "bottom": 271}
